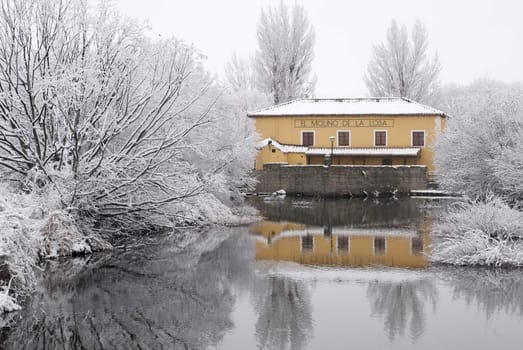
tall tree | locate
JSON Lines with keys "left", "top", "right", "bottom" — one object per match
{"left": 223, "top": 53, "right": 271, "bottom": 113}
{"left": 224, "top": 53, "right": 258, "bottom": 92}
{"left": 254, "top": 1, "right": 315, "bottom": 105}
{"left": 434, "top": 79, "right": 523, "bottom": 206}
{"left": 364, "top": 20, "right": 441, "bottom": 105}
{"left": 0, "top": 0, "right": 257, "bottom": 230}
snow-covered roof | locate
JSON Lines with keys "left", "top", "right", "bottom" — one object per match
{"left": 258, "top": 138, "right": 421, "bottom": 157}
{"left": 248, "top": 97, "right": 446, "bottom": 117}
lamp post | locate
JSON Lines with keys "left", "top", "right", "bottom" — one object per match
{"left": 329, "top": 136, "right": 335, "bottom": 164}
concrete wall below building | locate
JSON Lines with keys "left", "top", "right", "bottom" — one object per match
{"left": 255, "top": 163, "right": 428, "bottom": 196}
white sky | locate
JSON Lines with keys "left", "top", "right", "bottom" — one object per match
{"left": 114, "top": 0, "right": 523, "bottom": 97}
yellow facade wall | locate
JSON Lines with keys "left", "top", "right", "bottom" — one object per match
{"left": 254, "top": 114, "right": 445, "bottom": 172}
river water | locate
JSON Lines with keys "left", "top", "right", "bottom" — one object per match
{"left": 2, "top": 197, "right": 523, "bottom": 349}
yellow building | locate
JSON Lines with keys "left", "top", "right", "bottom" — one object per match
{"left": 249, "top": 97, "right": 447, "bottom": 173}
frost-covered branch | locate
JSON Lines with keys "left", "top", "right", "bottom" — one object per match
{"left": 0, "top": 0, "right": 258, "bottom": 231}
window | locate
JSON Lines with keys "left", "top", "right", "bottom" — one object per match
{"left": 338, "top": 131, "right": 350, "bottom": 146}
{"left": 374, "top": 131, "right": 386, "bottom": 146}
{"left": 337, "top": 236, "right": 349, "bottom": 253}
{"left": 411, "top": 236, "right": 424, "bottom": 255}
{"left": 374, "top": 237, "right": 386, "bottom": 256}
{"left": 412, "top": 131, "right": 425, "bottom": 147}
{"left": 301, "top": 235, "right": 314, "bottom": 251}
{"left": 302, "top": 131, "right": 314, "bottom": 146}
{"left": 382, "top": 158, "right": 393, "bottom": 166}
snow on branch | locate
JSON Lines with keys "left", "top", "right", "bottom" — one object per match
{"left": 0, "top": 0, "right": 258, "bottom": 230}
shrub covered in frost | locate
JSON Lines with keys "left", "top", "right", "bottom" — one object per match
{"left": 431, "top": 197, "right": 523, "bottom": 266}
{"left": 0, "top": 187, "right": 44, "bottom": 313}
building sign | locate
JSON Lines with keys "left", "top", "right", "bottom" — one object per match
{"left": 294, "top": 119, "right": 394, "bottom": 128}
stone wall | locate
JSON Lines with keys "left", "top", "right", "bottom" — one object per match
{"left": 255, "top": 163, "right": 428, "bottom": 196}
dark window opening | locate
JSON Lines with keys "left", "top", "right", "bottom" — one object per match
{"left": 382, "top": 158, "right": 393, "bottom": 165}
{"left": 411, "top": 236, "right": 424, "bottom": 255}
{"left": 301, "top": 235, "right": 314, "bottom": 251}
{"left": 375, "top": 131, "right": 386, "bottom": 146}
{"left": 338, "top": 131, "right": 350, "bottom": 146}
{"left": 374, "top": 237, "right": 386, "bottom": 256}
{"left": 302, "top": 132, "right": 314, "bottom": 146}
{"left": 337, "top": 236, "right": 349, "bottom": 252}
{"left": 412, "top": 131, "right": 425, "bottom": 147}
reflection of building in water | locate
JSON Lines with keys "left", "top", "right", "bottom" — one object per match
{"left": 249, "top": 220, "right": 432, "bottom": 268}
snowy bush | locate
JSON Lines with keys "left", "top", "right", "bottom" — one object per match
{"left": 0, "top": 292, "right": 21, "bottom": 314}
{"left": 0, "top": 185, "right": 47, "bottom": 313}
{"left": 431, "top": 197, "right": 523, "bottom": 266}
{"left": 40, "top": 211, "right": 112, "bottom": 259}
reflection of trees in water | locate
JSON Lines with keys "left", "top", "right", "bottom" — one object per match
{"left": 252, "top": 277, "right": 314, "bottom": 350}
{"left": 366, "top": 278, "right": 437, "bottom": 342}
{"left": 4, "top": 229, "right": 255, "bottom": 350}
{"left": 443, "top": 268, "right": 523, "bottom": 318}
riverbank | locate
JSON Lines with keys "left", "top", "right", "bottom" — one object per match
{"left": 431, "top": 197, "right": 523, "bottom": 266}
{"left": 0, "top": 183, "right": 258, "bottom": 316}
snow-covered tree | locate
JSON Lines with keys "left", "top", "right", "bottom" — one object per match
{"left": 225, "top": 53, "right": 258, "bottom": 92}
{"left": 364, "top": 20, "right": 441, "bottom": 105}
{"left": 434, "top": 79, "right": 523, "bottom": 206}
{"left": 254, "top": 1, "right": 316, "bottom": 104}
{"left": 223, "top": 54, "right": 271, "bottom": 113}
{"left": 432, "top": 80, "right": 523, "bottom": 267}
{"left": 0, "top": 0, "right": 256, "bottom": 231}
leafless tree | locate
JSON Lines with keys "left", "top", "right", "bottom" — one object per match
{"left": 254, "top": 1, "right": 316, "bottom": 105}
{"left": 225, "top": 53, "right": 258, "bottom": 92}
{"left": 434, "top": 80, "right": 523, "bottom": 205}
{"left": 0, "top": 0, "right": 252, "bottom": 230}
{"left": 364, "top": 20, "right": 441, "bottom": 105}
{"left": 223, "top": 54, "right": 271, "bottom": 114}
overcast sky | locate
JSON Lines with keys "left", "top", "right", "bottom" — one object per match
{"left": 114, "top": 0, "right": 523, "bottom": 97}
